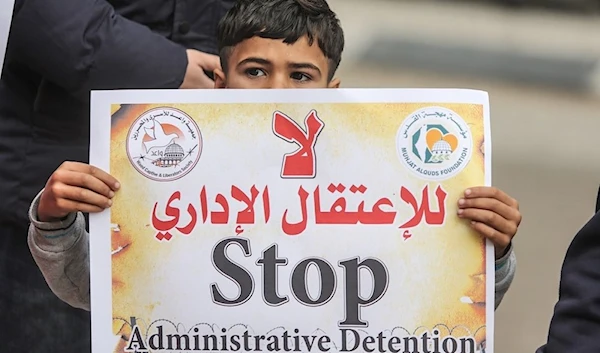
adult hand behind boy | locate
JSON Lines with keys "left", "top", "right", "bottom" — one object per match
{"left": 38, "top": 162, "right": 120, "bottom": 222}
{"left": 179, "top": 50, "right": 221, "bottom": 89}
{"left": 457, "top": 187, "right": 521, "bottom": 259}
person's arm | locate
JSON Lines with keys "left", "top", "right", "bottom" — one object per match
{"left": 27, "top": 191, "right": 91, "bottom": 311}
{"left": 536, "top": 212, "right": 600, "bottom": 353}
{"left": 455, "top": 187, "right": 520, "bottom": 309}
{"left": 27, "top": 161, "right": 118, "bottom": 311}
{"left": 494, "top": 243, "right": 516, "bottom": 310}
{"left": 10, "top": 0, "right": 188, "bottom": 98}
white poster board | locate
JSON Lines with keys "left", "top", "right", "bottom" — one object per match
{"left": 90, "top": 88, "right": 493, "bottom": 353}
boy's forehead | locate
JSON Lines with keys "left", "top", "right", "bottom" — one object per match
{"left": 227, "top": 36, "right": 329, "bottom": 68}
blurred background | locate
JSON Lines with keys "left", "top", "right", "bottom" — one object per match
{"left": 328, "top": 0, "right": 600, "bottom": 352}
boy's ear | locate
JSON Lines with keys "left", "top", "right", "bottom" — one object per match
{"left": 214, "top": 68, "right": 227, "bottom": 88}
{"left": 328, "top": 78, "right": 341, "bottom": 88}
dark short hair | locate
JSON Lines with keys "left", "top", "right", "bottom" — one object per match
{"left": 217, "top": 0, "right": 345, "bottom": 81}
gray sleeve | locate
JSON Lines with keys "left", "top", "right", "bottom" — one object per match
{"left": 494, "top": 243, "right": 517, "bottom": 310}
{"left": 27, "top": 190, "right": 91, "bottom": 311}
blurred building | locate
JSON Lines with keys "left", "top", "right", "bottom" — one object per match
{"left": 329, "top": 0, "right": 600, "bottom": 351}
{"left": 444, "top": 0, "right": 600, "bottom": 13}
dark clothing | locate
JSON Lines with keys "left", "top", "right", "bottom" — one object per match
{"left": 0, "top": 0, "right": 233, "bottom": 351}
{"left": 0, "top": 222, "right": 92, "bottom": 351}
{"left": 536, "top": 211, "right": 600, "bottom": 353}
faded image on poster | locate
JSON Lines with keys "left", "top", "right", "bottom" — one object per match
{"left": 89, "top": 89, "right": 493, "bottom": 353}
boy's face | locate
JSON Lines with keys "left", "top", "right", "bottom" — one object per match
{"left": 214, "top": 35, "right": 341, "bottom": 89}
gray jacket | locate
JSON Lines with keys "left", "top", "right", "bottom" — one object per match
{"left": 27, "top": 191, "right": 517, "bottom": 312}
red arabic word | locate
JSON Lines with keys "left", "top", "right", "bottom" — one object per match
{"left": 151, "top": 184, "right": 447, "bottom": 241}
{"left": 283, "top": 183, "right": 447, "bottom": 236}
{"left": 273, "top": 110, "right": 324, "bottom": 179}
{"left": 152, "top": 186, "right": 270, "bottom": 241}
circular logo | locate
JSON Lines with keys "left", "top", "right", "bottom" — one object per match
{"left": 396, "top": 106, "right": 473, "bottom": 181}
{"left": 126, "top": 107, "right": 202, "bottom": 182}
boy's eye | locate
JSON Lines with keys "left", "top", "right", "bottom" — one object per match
{"left": 291, "top": 72, "right": 311, "bottom": 82}
{"left": 246, "top": 68, "right": 266, "bottom": 77}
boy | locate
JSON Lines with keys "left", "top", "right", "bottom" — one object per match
{"left": 28, "top": 0, "right": 518, "bottom": 319}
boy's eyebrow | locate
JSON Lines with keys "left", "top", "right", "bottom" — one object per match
{"left": 237, "top": 57, "right": 321, "bottom": 73}
{"left": 289, "top": 62, "right": 321, "bottom": 74}
{"left": 237, "top": 57, "right": 271, "bottom": 66}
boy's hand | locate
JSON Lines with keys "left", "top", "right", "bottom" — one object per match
{"left": 457, "top": 187, "right": 521, "bottom": 259}
{"left": 38, "top": 162, "right": 120, "bottom": 222}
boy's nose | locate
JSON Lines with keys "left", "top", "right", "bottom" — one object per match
{"left": 268, "top": 75, "right": 292, "bottom": 89}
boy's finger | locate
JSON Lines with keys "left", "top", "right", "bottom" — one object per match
{"left": 59, "top": 161, "right": 90, "bottom": 171}
{"left": 63, "top": 162, "right": 120, "bottom": 191}
{"left": 464, "top": 187, "right": 518, "bottom": 208}
{"left": 470, "top": 221, "right": 511, "bottom": 251}
{"left": 458, "top": 197, "right": 520, "bottom": 222}
{"left": 55, "top": 185, "right": 113, "bottom": 209}
{"left": 53, "top": 170, "right": 115, "bottom": 198}
{"left": 458, "top": 208, "right": 518, "bottom": 236}
{"left": 55, "top": 198, "right": 106, "bottom": 214}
